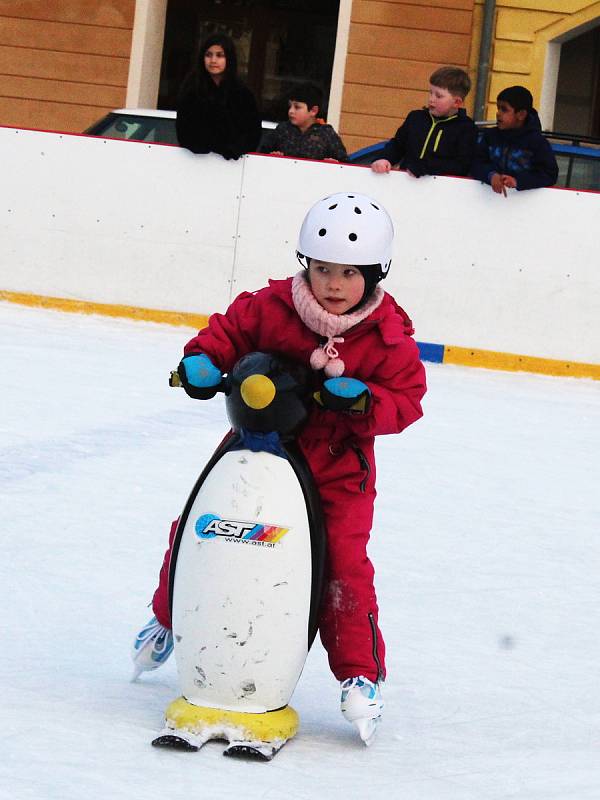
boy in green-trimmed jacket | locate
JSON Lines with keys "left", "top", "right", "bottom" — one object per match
{"left": 371, "top": 66, "right": 476, "bottom": 178}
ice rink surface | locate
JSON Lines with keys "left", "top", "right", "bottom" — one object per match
{"left": 2, "top": 302, "right": 599, "bottom": 800}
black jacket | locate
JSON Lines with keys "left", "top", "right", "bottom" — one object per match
{"left": 176, "top": 77, "right": 262, "bottom": 160}
{"left": 377, "top": 107, "right": 477, "bottom": 177}
{"left": 470, "top": 109, "right": 558, "bottom": 190}
{"left": 259, "top": 120, "right": 347, "bottom": 161}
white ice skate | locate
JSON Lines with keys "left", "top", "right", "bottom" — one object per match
{"left": 340, "top": 676, "right": 383, "bottom": 746}
{"left": 131, "top": 615, "right": 174, "bottom": 681}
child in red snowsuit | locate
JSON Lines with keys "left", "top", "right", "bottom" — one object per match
{"left": 133, "top": 192, "right": 426, "bottom": 744}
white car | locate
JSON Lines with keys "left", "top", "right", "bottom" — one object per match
{"left": 85, "top": 107, "right": 276, "bottom": 149}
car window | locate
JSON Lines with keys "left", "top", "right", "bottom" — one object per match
{"left": 86, "top": 114, "right": 178, "bottom": 145}
{"left": 87, "top": 111, "right": 273, "bottom": 149}
{"left": 101, "top": 118, "right": 149, "bottom": 140}
{"left": 144, "top": 119, "right": 179, "bottom": 145}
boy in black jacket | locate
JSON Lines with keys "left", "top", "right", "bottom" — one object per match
{"left": 371, "top": 66, "right": 476, "bottom": 178}
{"left": 471, "top": 85, "right": 558, "bottom": 195}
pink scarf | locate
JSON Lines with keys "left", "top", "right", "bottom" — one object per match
{"left": 291, "top": 271, "right": 384, "bottom": 377}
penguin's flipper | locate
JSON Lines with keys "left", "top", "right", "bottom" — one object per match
{"left": 223, "top": 738, "right": 288, "bottom": 761}
{"left": 151, "top": 728, "right": 203, "bottom": 751}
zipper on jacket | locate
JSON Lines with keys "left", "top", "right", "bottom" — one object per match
{"left": 352, "top": 445, "right": 370, "bottom": 492}
{"left": 368, "top": 612, "right": 384, "bottom": 681}
{"left": 419, "top": 117, "right": 438, "bottom": 159}
{"left": 433, "top": 129, "right": 443, "bottom": 152}
{"left": 419, "top": 113, "right": 457, "bottom": 159}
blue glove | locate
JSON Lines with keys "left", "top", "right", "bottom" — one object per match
{"left": 178, "top": 354, "right": 222, "bottom": 400}
{"left": 318, "top": 377, "right": 371, "bottom": 413}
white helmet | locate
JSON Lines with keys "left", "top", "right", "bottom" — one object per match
{"left": 296, "top": 192, "right": 394, "bottom": 281}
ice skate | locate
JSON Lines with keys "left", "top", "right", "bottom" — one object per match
{"left": 131, "top": 615, "right": 174, "bottom": 680}
{"left": 340, "top": 676, "right": 383, "bottom": 746}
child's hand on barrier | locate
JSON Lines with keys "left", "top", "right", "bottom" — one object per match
{"left": 178, "top": 354, "right": 223, "bottom": 399}
{"left": 490, "top": 173, "right": 507, "bottom": 195}
{"left": 371, "top": 159, "right": 392, "bottom": 174}
{"left": 491, "top": 172, "right": 517, "bottom": 196}
{"left": 315, "top": 377, "right": 371, "bottom": 414}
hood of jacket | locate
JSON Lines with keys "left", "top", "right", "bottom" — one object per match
{"left": 499, "top": 107, "right": 543, "bottom": 143}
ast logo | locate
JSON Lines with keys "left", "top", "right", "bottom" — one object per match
{"left": 195, "top": 513, "right": 290, "bottom": 544}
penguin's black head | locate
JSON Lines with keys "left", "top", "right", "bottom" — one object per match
{"left": 225, "top": 352, "right": 312, "bottom": 436}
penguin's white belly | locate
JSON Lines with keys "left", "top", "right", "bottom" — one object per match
{"left": 172, "top": 449, "right": 313, "bottom": 712}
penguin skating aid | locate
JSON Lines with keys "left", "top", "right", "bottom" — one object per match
{"left": 152, "top": 353, "right": 326, "bottom": 759}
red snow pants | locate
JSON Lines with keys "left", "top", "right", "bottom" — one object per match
{"left": 152, "top": 436, "right": 385, "bottom": 683}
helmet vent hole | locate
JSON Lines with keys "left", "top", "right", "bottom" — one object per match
{"left": 371, "top": 203, "right": 380, "bottom": 210}
{"left": 318, "top": 228, "right": 327, "bottom": 237}
{"left": 348, "top": 233, "right": 357, "bottom": 242}
{"left": 347, "top": 194, "right": 355, "bottom": 198}
{"left": 328, "top": 204, "right": 337, "bottom": 210}
{"left": 354, "top": 207, "right": 362, "bottom": 214}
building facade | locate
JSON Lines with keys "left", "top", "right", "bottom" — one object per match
{"left": 0, "top": 1, "right": 135, "bottom": 132}
{"left": 0, "top": 0, "right": 598, "bottom": 149}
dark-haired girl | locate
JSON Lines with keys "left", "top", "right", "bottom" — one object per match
{"left": 176, "top": 34, "right": 262, "bottom": 160}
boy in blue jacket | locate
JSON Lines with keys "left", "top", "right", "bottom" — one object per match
{"left": 471, "top": 85, "right": 558, "bottom": 195}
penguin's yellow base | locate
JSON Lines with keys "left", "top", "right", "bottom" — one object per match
{"left": 164, "top": 696, "right": 299, "bottom": 743}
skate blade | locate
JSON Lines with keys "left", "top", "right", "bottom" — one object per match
{"left": 131, "top": 663, "right": 161, "bottom": 682}
{"left": 353, "top": 716, "right": 381, "bottom": 747}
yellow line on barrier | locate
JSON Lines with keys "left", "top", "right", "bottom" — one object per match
{"left": 2, "top": 290, "right": 598, "bottom": 380}
{"left": 0, "top": 290, "right": 209, "bottom": 330}
{"left": 444, "top": 345, "right": 600, "bottom": 380}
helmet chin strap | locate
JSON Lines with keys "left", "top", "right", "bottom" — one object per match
{"left": 296, "top": 252, "right": 310, "bottom": 270}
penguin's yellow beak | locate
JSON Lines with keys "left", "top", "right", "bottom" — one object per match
{"left": 240, "top": 374, "right": 276, "bottom": 409}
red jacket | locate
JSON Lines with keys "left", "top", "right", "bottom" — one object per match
{"left": 184, "top": 276, "right": 426, "bottom": 447}
{"left": 154, "top": 276, "right": 426, "bottom": 680}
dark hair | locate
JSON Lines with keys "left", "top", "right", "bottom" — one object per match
{"left": 497, "top": 85, "right": 533, "bottom": 113}
{"left": 288, "top": 82, "right": 323, "bottom": 115}
{"left": 429, "top": 66, "right": 471, "bottom": 99}
{"left": 183, "top": 33, "right": 240, "bottom": 98}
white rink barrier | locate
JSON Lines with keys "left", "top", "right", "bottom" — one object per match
{"left": 1, "top": 125, "right": 598, "bottom": 371}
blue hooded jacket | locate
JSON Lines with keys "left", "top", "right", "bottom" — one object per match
{"left": 470, "top": 108, "right": 558, "bottom": 190}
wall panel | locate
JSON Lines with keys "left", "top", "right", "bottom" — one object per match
{"left": 0, "top": 16, "right": 132, "bottom": 55}
{"left": 348, "top": 23, "right": 472, "bottom": 62}
{"left": 0, "top": 0, "right": 133, "bottom": 132}
{"left": 388, "top": 0, "right": 473, "bottom": 8}
{"left": 342, "top": 83, "right": 424, "bottom": 120}
{"left": 0, "top": 98, "right": 109, "bottom": 131}
{"left": 3, "top": 75, "right": 125, "bottom": 108}
{"left": 1, "top": 127, "right": 598, "bottom": 367}
{"left": 340, "top": 110, "right": 400, "bottom": 138}
{"left": 352, "top": 1, "right": 473, "bottom": 32}
{"left": 0, "top": 46, "right": 129, "bottom": 85}
{"left": 344, "top": 54, "right": 433, "bottom": 90}
{"left": 0, "top": 1, "right": 133, "bottom": 27}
